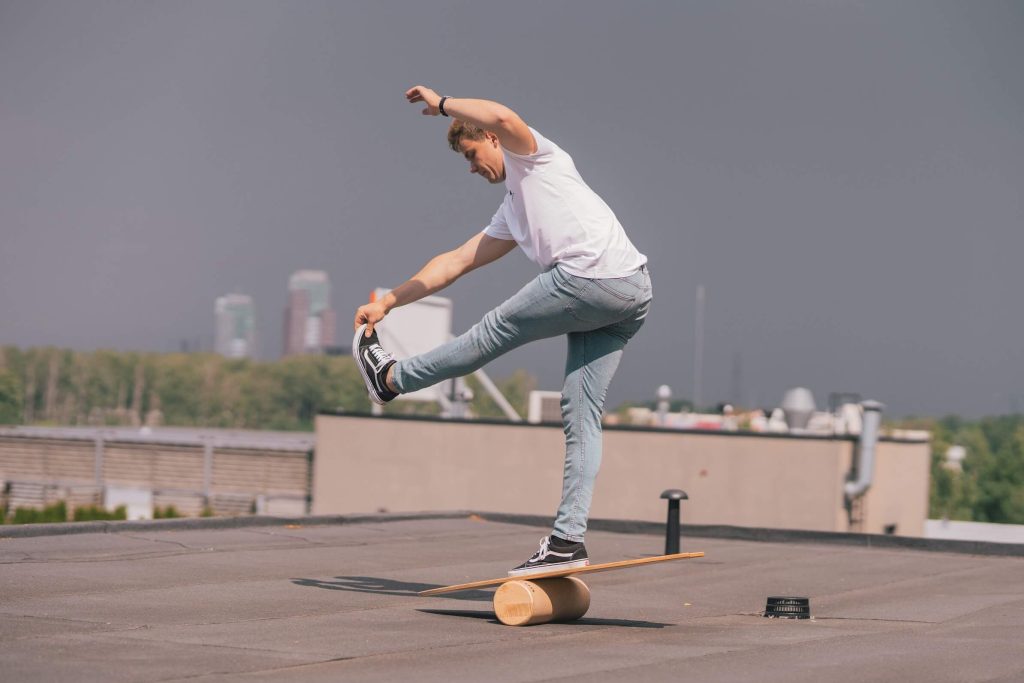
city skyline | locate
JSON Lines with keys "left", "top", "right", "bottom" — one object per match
{"left": 214, "top": 292, "right": 255, "bottom": 360}
{"left": 282, "top": 270, "right": 336, "bottom": 357}
{"left": 213, "top": 271, "right": 341, "bottom": 360}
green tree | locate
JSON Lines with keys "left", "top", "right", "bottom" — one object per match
{"left": 926, "top": 417, "right": 979, "bottom": 521}
{"left": 898, "top": 414, "right": 1024, "bottom": 524}
{"left": 152, "top": 353, "right": 206, "bottom": 425}
{"left": 466, "top": 369, "right": 536, "bottom": 419}
{"left": 0, "top": 369, "right": 23, "bottom": 425}
{"left": 973, "top": 422, "right": 1024, "bottom": 523}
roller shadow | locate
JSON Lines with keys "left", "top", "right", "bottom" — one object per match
{"left": 291, "top": 575, "right": 491, "bottom": 602}
{"left": 418, "top": 608, "right": 671, "bottom": 628}
{"left": 418, "top": 608, "right": 500, "bottom": 624}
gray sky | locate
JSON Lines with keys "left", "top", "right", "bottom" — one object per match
{"left": 1, "top": 1, "right": 1022, "bottom": 418}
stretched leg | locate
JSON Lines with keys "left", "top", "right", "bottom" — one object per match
{"left": 392, "top": 268, "right": 590, "bottom": 394}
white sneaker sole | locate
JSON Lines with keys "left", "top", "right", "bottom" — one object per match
{"left": 506, "top": 558, "right": 589, "bottom": 577}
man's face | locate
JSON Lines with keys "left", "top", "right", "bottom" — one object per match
{"left": 458, "top": 135, "right": 505, "bottom": 184}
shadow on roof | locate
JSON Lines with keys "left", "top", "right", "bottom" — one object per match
{"left": 291, "top": 575, "right": 492, "bottom": 602}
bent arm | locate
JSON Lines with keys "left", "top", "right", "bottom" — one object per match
{"left": 378, "top": 233, "right": 517, "bottom": 312}
{"left": 443, "top": 98, "right": 536, "bottom": 155}
{"left": 405, "top": 86, "right": 536, "bottom": 156}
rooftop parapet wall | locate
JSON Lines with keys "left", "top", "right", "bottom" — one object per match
{"left": 0, "top": 427, "right": 313, "bottom": 518}
{"left": 314, "top": 413, "right": 930, "bottom": 536}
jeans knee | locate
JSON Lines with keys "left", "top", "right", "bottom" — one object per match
{"left": 476, "top": 308, "right": 514, "bottom": 354}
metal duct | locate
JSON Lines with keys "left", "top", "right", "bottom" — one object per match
{"left": 844, "top": 400, "right": 885, "bottom": 502}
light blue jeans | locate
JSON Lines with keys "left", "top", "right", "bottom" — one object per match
{"left": 392, "top": 263, "right": 653, "bottom": 542}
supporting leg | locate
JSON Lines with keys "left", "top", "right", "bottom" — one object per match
{"left": 391, "top": 269, "right": 586, "bottom": 394}
{"left": 553, "top": 310, "right": 648, "bottom": 542}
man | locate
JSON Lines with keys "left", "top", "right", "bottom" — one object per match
{"left": 353, "top": 85, "right": 652, "bottom": 576}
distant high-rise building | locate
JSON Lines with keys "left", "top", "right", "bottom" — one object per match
{"left": 215, "top": 293, "right": 256, "bottom": 359}
{"left": 283, "top": 270, "right": 337, "bottom": 356}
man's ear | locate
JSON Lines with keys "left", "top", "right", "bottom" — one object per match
{"left": 486, "top": 131, "right": 501, "bottom": 146}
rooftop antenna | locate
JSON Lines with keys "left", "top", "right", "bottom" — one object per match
{"left": 731, "top": 351, "right": 742, "bottom": 407}
{"left": 694, "top": 285, "right": 705, "bottom": 409}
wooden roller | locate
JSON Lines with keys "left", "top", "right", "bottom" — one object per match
{"left": 493, "top": 576, "right": 590, "bottom": 626}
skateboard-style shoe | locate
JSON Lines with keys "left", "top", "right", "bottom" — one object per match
{"left": 508, "top": 536, "right": 589, "bottom": 577}
{"left": 352, "top": 324, "right": 398, "bottom": 405}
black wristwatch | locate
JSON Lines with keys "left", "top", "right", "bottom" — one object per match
{"left": 439, "top": 96, "right": 450, "bottom": 117}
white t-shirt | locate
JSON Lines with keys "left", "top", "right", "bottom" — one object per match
{"left": 482, "top": 127, "right": 646, "bottom": 278}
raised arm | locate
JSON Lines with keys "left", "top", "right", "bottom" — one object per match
{"left": 354, "top": 233, "right": 516, "bottom": 335}
{"left": 405, "top": 85, "right": 536, "bottom": 155}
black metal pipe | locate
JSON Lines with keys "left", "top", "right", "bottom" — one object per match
{"left": 660, "top": 489, "right": 688, "bottom": 555}
{"left": 666, "top": 499, "right": 680, "bottom": 554}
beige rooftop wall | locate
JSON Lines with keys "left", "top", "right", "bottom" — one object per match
{"left": 314, "top": 415, "right": 931, "bottom": 536}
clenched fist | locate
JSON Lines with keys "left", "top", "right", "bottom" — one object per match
{"left": 354, "top": 301, "right": 390, "bottom": 336}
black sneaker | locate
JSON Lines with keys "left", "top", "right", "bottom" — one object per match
{"left": 352, "top": 324, "right": 398, "bottom": 405}
{"left": 508, "top": 536, "right": 589, "bottom": 577}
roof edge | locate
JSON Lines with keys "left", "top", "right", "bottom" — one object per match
{"left": 0, "top": 511, "right": 468, "bottom": 539}
{"left": 318, "top": 410, "right": 889, "bottom": 442}
{"left": 2, "top": 510, "right": 1020, "bottom": 557}
{"left": 474, "top": 512, "right": 1024, "bottom": 557}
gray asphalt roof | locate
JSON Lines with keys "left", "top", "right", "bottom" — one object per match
{"left": 2, "top": 515, "right": 1022, "bottom": 682}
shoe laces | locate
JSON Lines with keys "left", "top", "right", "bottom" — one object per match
{"left": 368, "top": 344, "right": 393, "bottom": 365}
{"left": 529, "top": 536, "right": 551, "bottom": 561}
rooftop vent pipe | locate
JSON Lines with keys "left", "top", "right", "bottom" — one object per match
{"left": 844, "top": 400, "right": 885, "bottom": 503}
{"left": 781, "top": 387, "right": 816, "bottom": 430}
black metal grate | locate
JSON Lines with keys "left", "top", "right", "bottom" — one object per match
{"left": 764, "top": 596, "right": 810, "bottom": 619}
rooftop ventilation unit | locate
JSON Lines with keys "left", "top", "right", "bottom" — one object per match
{"left": 780, "top": 387, "right": 816, "bottom": 429}
{"left": 763, "top": 596, "right": 811, "bottom": 619}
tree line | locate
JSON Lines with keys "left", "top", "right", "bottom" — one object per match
{"left": 0, "top": 346, "right": 534, "bottom": 431}
{"left": 898, "top": 414, "right": 1024, "bottom": 525}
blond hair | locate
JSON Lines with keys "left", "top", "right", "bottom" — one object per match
{"left": 447, "top": 119, "right": 488, "bottom": 152}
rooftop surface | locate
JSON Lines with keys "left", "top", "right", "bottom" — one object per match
{"left": 2, "top": 515, "right": 1022, "bottom": 682}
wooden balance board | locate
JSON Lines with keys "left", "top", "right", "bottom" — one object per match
{"left": 420, "top": 551, "right": 704, "bottom": 626}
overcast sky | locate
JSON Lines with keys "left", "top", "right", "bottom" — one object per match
{"left": 1, "top": 1, "right": 1021, "bottom": 418}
